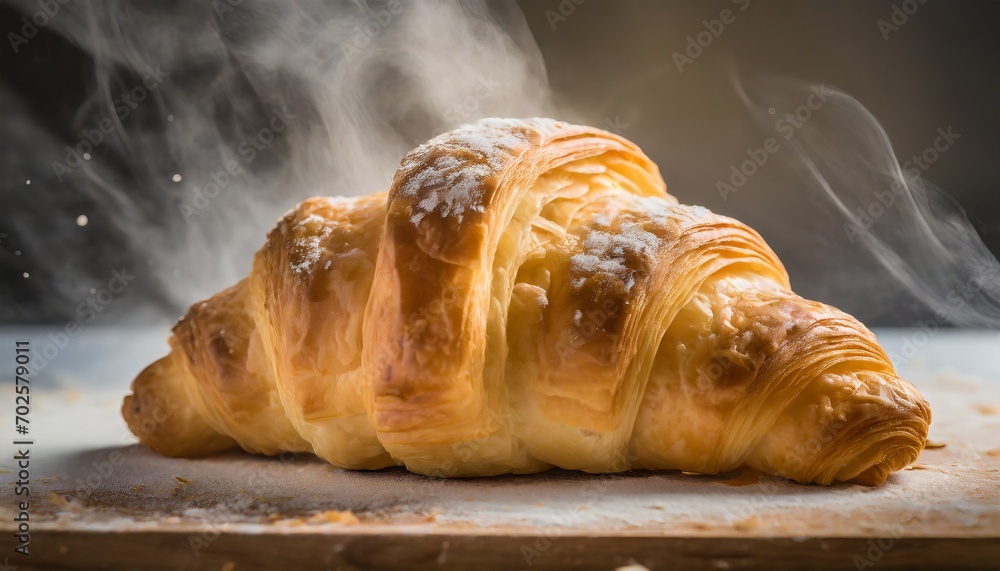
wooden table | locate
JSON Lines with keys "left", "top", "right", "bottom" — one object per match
{"left": 1, "top": 328, "right": 998, "bottom": 570}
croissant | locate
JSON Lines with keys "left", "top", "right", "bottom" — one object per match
{"left": 123, "top": 118, "right": 931, "bottom": 485}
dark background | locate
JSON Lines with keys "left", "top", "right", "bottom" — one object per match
{"left": 1, "top": 0, "right": 998, "bottom": 325}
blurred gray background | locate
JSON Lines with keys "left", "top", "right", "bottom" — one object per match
{"left": 516, "top": 0, "right": 999, "bottom": 326}
{"left": 1, "top": 0, "right": 997, "bottom": 326}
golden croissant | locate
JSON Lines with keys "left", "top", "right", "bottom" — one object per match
{"left": 123, "top": 118, "right": 931, "bottom": 485}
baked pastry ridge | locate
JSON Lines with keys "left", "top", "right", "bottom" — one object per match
{"left": 123, "top": 118, "right": 931, "bottom": 485}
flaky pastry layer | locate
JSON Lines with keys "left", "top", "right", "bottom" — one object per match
{"left": 123, "top": 118, "right": 931, "bottom": 485}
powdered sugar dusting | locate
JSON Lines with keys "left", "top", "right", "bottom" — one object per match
{"left": 298, "top": 213, "right": 327, "bottom": 226}
{"left": 320, "top": 195, "right": 365, "bottom": 206}
{"left": 276, "top": 196, "right": 362, "bottom": 229}
{"left": 290, "top": 214, "right": 334, "bottom": 276}
{"left": 405, "top": 157, "right": 491, "bottom": 225}
{"left": 570, "top": 219, "right": 661, "bottom": 291}
{"left": 537, "top": 291, "right": 549, "bottom": 308}
{"left": 401, "top": 119, "right": 541, "bottom": 226}
{"left": 631, "top": 195, "right": 677, "bottom": 226}
{"left": 628, "top": 196, "right": 719, "bottom": 233}
{"left": 447, "top": 128, "right": 525, "bottom": 170}
{"left": 565, "top": 197, "right": 717, "bottom": 291}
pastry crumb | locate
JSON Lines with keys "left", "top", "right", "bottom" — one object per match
{"left": 924, "top": 440, "right": 947, "bottom": 449}
{"left": 48, "top": 492, "right": 72, "bottom": 508}
{"left": 732, "top": 514, "right": 760, "bottom": 531}
{"left": 273, "top": 510, "right": 359, "bottom": 526}
{"left": 974, "top": 404, "right": 999, "bottom": 416}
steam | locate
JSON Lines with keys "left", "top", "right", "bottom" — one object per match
{"left": 6, "top": 0, "right": 552, "bottom": 316}
{"left": 734, "top": 77, "right": 1000, "bottom": 328}
{"left": 7, "top": 2, "right": 996, "bottom": 329}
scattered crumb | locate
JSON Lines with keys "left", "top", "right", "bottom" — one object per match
{"left": 172, "top": 476, "right": 192, "bottom": 493}
{"left": 48, "top": 492, "right": 72, "bottom": 508}
{"left": 717, "top": 468, "right": 762, "bottom": 487}
{"left": 985, "top": 450, "right": 1000, "bottom": 458}
{"left": 273, "top": 510, "right": 359, "bottom": 526}
{"left": 732, "top": 514, "right": 760, "bottom": 532}
{"left": 615, "top": 563, "right": 650, "bottom": 571}
{"left": 47, "top": 493, "right": 92, "bottom": 516}
{"left": 924, "top": 440, "right": 947, "bottom": 449}
{"left": 309, "top": 510, "right": 360, "bottom": 525}
{"left": 131, "top": 485, "right": 144, "bottom": 492}
{"left": 856, "top": 521, "right": 876, "bottom": 531}
{"left": 974, "top": 404, "right": 999, "bottom": 416}
{"left": 221, "top": 562, "right": 236, "bottom": 571}
{"left": 906, "top": 464, "right": 930, "bottom": 471}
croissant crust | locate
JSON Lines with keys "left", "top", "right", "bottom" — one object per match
{"left": 123, "top": 118, "right": 931, "bottom": 485}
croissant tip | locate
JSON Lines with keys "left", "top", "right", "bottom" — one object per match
{"left": 847, "top": 464, "right": 890, "bottom": 486}
{"left": 125, "top": 353, "right": 238, "bottom": 458}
